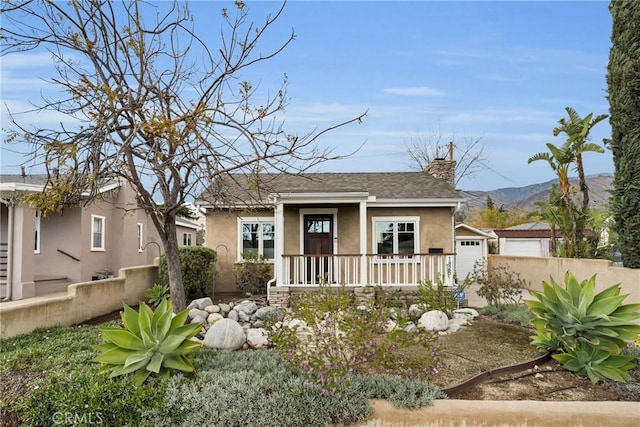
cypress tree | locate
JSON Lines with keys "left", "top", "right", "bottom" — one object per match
{"left": 607, "top": 1, "right": 640, "bottom": 268}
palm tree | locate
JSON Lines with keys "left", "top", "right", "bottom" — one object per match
{"left": 553, "top": 107, "right": 608, "bottom": 213}
{"left": 528, "top": 142, "right": 579, "bottom": 257}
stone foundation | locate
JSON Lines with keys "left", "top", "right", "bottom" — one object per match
{"left": 268, "top": 286, "right": 290, "bottom": 308}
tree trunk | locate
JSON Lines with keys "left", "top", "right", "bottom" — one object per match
{"left": 162, "top": 214, "right": 187, "bottom": 312}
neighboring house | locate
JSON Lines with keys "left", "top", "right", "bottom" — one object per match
{"left": 176, "top": 216, "right": 202, "bottom": 247}
{"left": 197, "top": 163, "right": 464, "bottom": 301}
{"left": 0, "top": 174, "right": 161, "bottom": 301}
{"left": 494, "top": 222, "right": 555, "bottom": 257}
{"left": 454, "top": 223, "right": 497, "bottom": 282}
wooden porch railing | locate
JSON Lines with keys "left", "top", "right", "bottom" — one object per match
{"left": 281, "top": 253, "right": 455, "bottom": 287}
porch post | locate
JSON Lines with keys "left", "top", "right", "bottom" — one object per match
{"left": 275, "top": 200, "right": 285, "bottom": 286}
{"left": 359, "top": 200, "right": 368, "bottom": 285}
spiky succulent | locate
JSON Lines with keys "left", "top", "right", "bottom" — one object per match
{"left": 93, "top": 299, "right": 202, "bottom": 385}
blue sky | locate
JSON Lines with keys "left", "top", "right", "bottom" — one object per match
{"left": 1, "top": 1, "right": 614, "bottom": 191}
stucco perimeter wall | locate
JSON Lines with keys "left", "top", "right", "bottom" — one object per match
{"left": 0, "top": 264, "right": 157, "bottom": 339}
{"left": 489, "top": 255, "right": 640, "bottom": 305}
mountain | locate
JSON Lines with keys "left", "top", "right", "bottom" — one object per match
{"left": 460, "top": 173, "right": 613, "bottom": 214}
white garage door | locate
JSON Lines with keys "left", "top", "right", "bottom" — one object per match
{"left": 456, "top": 239, "right": 484, "bottom": 282}
{"left": 504, "top": 239, "right": 544, "bottom": 257}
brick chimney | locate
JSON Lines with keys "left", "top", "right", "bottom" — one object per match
{"left": 424, "top": 141, "right": 456, "bottom": 188}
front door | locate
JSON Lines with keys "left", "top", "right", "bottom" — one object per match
{"left": 303, "top": 214, "right": 334, "bottom": 283}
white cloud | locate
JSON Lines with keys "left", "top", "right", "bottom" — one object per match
{"left": 381, "top": 86, "right": 447, "bottom": 97}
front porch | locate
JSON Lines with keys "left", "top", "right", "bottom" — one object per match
{"left": 280, "top": 253, "right": 455, "bottom": 287}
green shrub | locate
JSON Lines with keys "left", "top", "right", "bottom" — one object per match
{"left": 20, "top": 368, "right": 166, "bottom": 426}
{"left": 233, "top": 252, "right": 273, "bottom": 295}
{"left": 416, "top": 279, "right": 457, "bottom": 317}
{"left": 93, "top": 299, "right": 202, "bottom": 385}
{"left": 472, "top": 258, "right": 529, "bottom": 306}
{"left": 525, "top": 272, "right": 640, "bottom": 383}
{"left": 142, "top": 349, "right": 373, "bottom": 427}
{"left": 159, "top": 246, "right": 217, "bottom": 300}
{"left": 481, "top": 303, "right": 535, "bottom": 328}
{"left": 269, "top": 285, "right": 443, "bottom": 393}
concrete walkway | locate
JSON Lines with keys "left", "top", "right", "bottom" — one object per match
{"left": 362, "top": 399, "right": 640, "bottom": 427}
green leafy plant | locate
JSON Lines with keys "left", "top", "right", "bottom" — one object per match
{"left": 472, "top": 258, "right": 529, "bottom": 306}
{"left": 416, "top": 279, "right": 457, "bottom": 316}
{"left": 233, "top": 252, "right": 273, "bottom": 295}
{"left": 93, "top": 299, "right": 202, "bottom": 385}
{"left": 553, "top": 342, "right": 635, "bottom": 383}
{"left": 159, "top": 246, "right": 217, "bottom": 300}
{"left": 145, "top": 283, "right": 170, "bottom": 307}
{"left": 525, "top": 272, "right": 640, "bottom": 383}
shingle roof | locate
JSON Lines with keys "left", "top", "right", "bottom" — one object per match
{"left": 0, "top": 174, "right": 49, "bottom": 186}
{"left": 199, "top": 172, "right": 462, "bottom": 206}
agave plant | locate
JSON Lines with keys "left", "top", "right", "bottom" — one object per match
{"left": 93, "top": 299, "right": 202, "bottom": 385}
{"left": 525, "top": 272, "right": 640, "bottom": 353}
{"left": 553, "top": 342, "right": 636, "bottom": 384}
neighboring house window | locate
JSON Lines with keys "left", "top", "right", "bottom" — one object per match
{"left": 91, "top": 215, "right": 106, "bottom": 251}
{"left": 34, "top": 211, "right": 41, "bottom": 254}
{"left": 372, "top": 217, "right": 419, "bottom": 256}
{"left": 183, "top": 232, "right": 193, "bottom": 246}
{"left": 239, "top": 218, "right": 275, "bottom": 261}
{"left": 137, "top": 223, "right": 143, "bottom": 252}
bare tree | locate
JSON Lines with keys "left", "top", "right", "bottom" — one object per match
{"left": 403, "top": 129, "right": 486, "bottom": 187}
{"left": 1, "top": 0, "right": 365, "bottom": 310}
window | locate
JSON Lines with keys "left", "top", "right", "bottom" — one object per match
{"left": 137, "top": 223, "right": 143, "bottom": 252}
{"left": 183, "top": 232, "right": 193, "bottom": 246}
{"left": 34, "top": 211, "right": 41, "bottom": 253}
{"left": 91, "top": 215, "right": 105, "bottom": 251}
{"left": 373, "top": 217, "right": 419, "bottom": 256}
{"left": 239, "top": 218, "right": 275, "bottom": 261}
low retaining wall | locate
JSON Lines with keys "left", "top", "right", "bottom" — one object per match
{"left": 362, "top": 399, "right": 640, "bottom": 427}
{"left": 489, "top": 255, "right": 640, "bottom": 305}
{"left": 0, "top": 264, "right": 158, "bottom": 339}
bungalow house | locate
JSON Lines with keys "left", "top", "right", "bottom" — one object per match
{"left": 197, "top": 162, "right": 464, "bottom": 305}
{"left": 0, "top": 174, "right": 162, "bottom": 301}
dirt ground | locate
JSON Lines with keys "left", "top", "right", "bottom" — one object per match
{"left": 450, "top": 359, "right": 630, "bottom": 401}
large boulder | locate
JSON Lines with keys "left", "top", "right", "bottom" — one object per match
{"left": 418, "top": 310, "right": 449, "bottom": 331}
{"left": 203, "top": 318, "right": 246, "bottom": 350}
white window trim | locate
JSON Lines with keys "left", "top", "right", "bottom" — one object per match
{"left": 34, "top": 210, "right": 41, "bottom": 254}
{"left": 371, "top": 216, "right": 420, "bottom": 256}
{"left": 237, "top": 217, "right": 275, "bottom": 262}
{"left": 183, "top": 232, "right": 193, "bottom": 246}
{"left": 91, "top": 214, "right": 106, "bottom": 251}
{"left": 137, "top": 223, "right": 144, "bottom": 252}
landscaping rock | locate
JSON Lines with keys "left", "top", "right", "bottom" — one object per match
{"left": 203, "top": 318, "right": 246, "bottom": 350}
{"left": 254, "top": 306, "right": 284, "bottom": 322}
{"left": 190, "top": 315, "right": 207, "bottom": 326}
{"left": 235, "top": 301, "right": 258, "bottom": 315}
{"left": 219, "top": 303, "right": 231, "bottom": 315}
{"left": 418, "top": 310, "right": 449, "bottom": 331}
{"left": 408, "top": 303, "right": 424, "bottom": 317}
{"left": 384, "top": 319, "right": 397, "bottom": 333}
{"left": 189, "top": 297, "right": 214, "bottom": 311}
{"left": 453, "top": 308, "right": 479, "bottom": 320}
{"left": 205, "top": 305, "right": 220, "bottom": 314}
{"left": 207, "top": 313, "right": 224, "bottom": 324}
{"left": 189, "top": 308, "right": 208, "bottom": 321}
{"left": 246, "top": 328, "right": 269, "bottom": 348}
{"left": 404, "top": 322, "right": 418, "bottom": 334}
{"left": 227, "top": 310, "right": 239, "bottom": 322}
